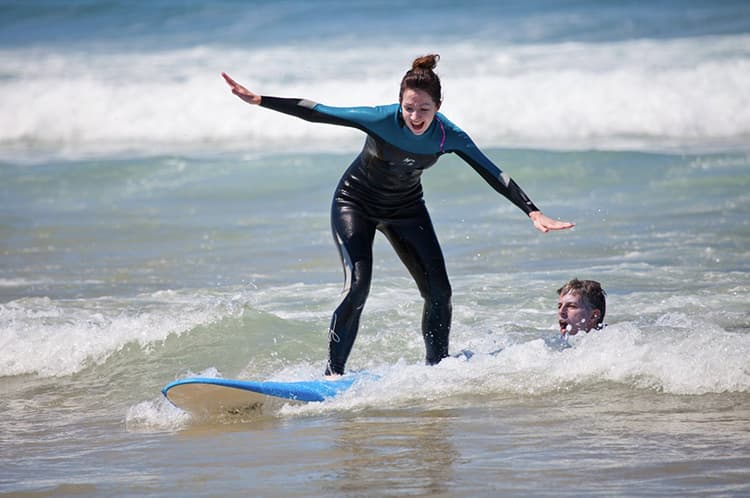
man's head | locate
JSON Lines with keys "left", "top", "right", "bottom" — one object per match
{"left": 557, "top": 279, "right": 606, "bottom": 335}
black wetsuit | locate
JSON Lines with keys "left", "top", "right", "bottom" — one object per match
{"left": 259, "top": 97, "right": 539, "bottom": 375}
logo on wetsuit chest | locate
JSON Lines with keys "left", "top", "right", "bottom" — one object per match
{"left": 401, "top": 157, "right": 416, "bottom": 166}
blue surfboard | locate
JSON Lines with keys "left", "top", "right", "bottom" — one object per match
{"left": 162, "top": 373, "right": 371, "bottom": 415}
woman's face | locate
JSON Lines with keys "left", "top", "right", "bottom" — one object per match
{"left": 400, "top": 88, "right": 439, "bottom": 135}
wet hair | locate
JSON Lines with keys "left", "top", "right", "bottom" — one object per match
{"left": 557, "top": 279, "right": 607, "bottom": 327}
{"left": 399, "top": 54, "right": 442, "bottom": 106}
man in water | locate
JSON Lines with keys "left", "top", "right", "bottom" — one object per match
{"left": 455, "top": 278, "right": 607, "bottom": 359}
{"left": 557, "top": 278, "right": 606, "bottom": 335}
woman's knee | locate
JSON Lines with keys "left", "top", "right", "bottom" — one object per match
{"left": 423, "top": 277, "right": 452, "bottom": 306}
{"left": 343, "top": 260, "right": 372, "bottom": 308}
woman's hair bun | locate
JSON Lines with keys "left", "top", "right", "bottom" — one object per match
{"left": 412, "top": 54, "right": 439, "bottom": 71}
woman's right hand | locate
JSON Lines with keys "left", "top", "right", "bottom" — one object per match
{"left": 221, "top": 72, "right": 262, "bottom": 105}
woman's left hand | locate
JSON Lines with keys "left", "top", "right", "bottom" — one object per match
{"left": 529, "top": 211, "right": 575, "bottom": 233}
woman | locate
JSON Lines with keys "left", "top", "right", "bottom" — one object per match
{"left": 222, "top": 54, "right": 573, "bottom": 376}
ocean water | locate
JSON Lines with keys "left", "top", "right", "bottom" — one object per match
{"left": 2, "top": 1, "right": 750, "bottom": 496}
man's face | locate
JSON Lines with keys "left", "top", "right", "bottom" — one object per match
{"left": 557, "top": 291, "right": 600, "bottom": 335}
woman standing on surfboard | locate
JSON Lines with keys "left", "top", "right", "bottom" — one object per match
{"left": 222, "top": 54, "right": 574, "bottom": 376}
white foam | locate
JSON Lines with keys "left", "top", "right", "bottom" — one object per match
{"left": 125, "top": 396, "right": 191, "bottom": 432}
{"left": 0, "top": 277, "right": 55, "bottom": 288}
{"left": 2, "top": 35, "right": 749, "bottom": 160}
{"left": 278, "top": 318, "right": 750, "bottom": 417}
{"left": 0, "top": 292, "right": 244, "bottom": 378}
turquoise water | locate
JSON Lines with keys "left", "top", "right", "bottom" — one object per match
{"left": 2, "top": 1, "right": 750, "bottom": 496}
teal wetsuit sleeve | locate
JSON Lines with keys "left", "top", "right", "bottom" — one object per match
{"left": 260, "top": 96, "right": 358, "bottom": 127}
{"left": 259, "top": 96, "right": 392, "bottom": 134}
{"left": 442, "top": 120, "right": 539, "bottom": 215}
{"left": 455, "top": 146, "right": 539, "bottom": 215}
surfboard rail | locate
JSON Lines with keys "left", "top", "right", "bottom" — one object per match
{"left": 162, "top": 372, "right": 375, "bottom": 415}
